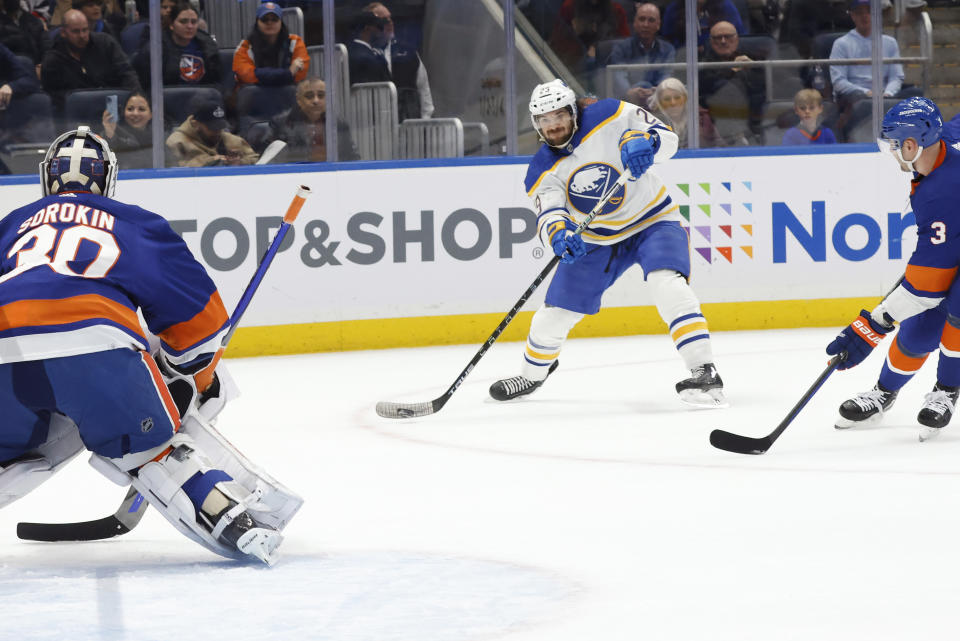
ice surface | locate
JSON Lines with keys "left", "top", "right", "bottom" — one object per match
{"left": 5, "top": 327, "right": 960, "bottom": 640}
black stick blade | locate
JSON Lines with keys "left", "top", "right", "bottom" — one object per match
{"left": 17, "top": 487, "right": 147, "bottom": 542}
{"left": 375, "top": 400, "right": 438, "bottom": 419}
{"left": 709, "top": 429, "right": 773, "bottom": 455}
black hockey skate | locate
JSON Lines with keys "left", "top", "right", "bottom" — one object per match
{"left": 489, "top": 360, "right": 559, "bottom": 401}
{"left": 834, "top": 384, "right": 898, "bottom": 430}
{"left": 206, "top": 497, "right": 283, "bottom": 565}
{"left": 675, "top": 363, "right": 727, "bottom": 408}
{"left": 918, "top": 383, "right": 960, "bottom": 442}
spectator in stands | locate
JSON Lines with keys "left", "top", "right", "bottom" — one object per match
{"left": 166, "top": 95, "right": 258, "bottom": 167}
{"left": 135, "top": 1, "right": 219, "bottom": 87}
{"left": 346, "top": 8, "right": 391, "bottom": 86}
{"left": 781, "top": 88, "right": 836, "bottom": 144}
{"left": 698, "top": 20, "right": 765, "bottom": 145}
{"left": 648, "top": 77, "right": 719, "bottom": 147}
{"left": 267, "top": 77, "right": 360, "bottom": 162}
{"left": 366, "top": 2, "right": 434, "bottom": 121}
{"left": 0, "top": 39, "right": 39, "bottom": 116}
{"left": 548, "top": 0, "right": 629, "bottom": 90}
{"left": 73, "top": 0, "right": 119, "bottom": 42}
{"left": 662, "top": 0, "right": 746, "bottom": 52}
{"left": 0, "top": 0, "right": 49, "bottom": 64}
{"left": 829, "top": 0, "right": 904, "bottom": 140}
{"left": 233, "top": 1, "right": 309, "bottom": 91}
{"left": 607, "top": 2, "right": 675, "bottom": 105}
{"left": 41, "top": 8, "right": 140, "bottom": 111}
{"left": 100, "top": 89, "right": 152, "bottom": 151}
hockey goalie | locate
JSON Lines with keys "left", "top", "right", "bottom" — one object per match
{"left": 0, "top": 127, "right": 302, "bottom": 565}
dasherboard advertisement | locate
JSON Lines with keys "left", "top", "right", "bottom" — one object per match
{"left": 0, "top": 150, "right": 915, "bottom": 332}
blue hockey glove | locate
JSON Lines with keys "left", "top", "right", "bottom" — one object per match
{"left": 826, "top": 309, "right": 892, "bottom": 370}
{"left": 549, "top": 220, "right": 586, "bottom": 264}
{"left": 619, "top": 129, "right": 660, "bottom": 179}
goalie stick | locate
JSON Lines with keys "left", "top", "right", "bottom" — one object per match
{"left": 16, "top": 185, "right": 313, "bottom": 543}
{"left": 375, "top": 171, "right": 631, "bottom": 419}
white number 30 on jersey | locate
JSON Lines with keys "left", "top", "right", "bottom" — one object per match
{"left": 1, "top": 224, "right": 120, "bottom": 285}
{"left": 931, "top": 221, "right": 947, "bottom": 245}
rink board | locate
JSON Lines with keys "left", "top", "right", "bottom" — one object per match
{"left": 0, "top": 148, "right": 914, "bottom": 355}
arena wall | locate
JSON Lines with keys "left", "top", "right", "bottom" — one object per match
{"left": 0, "top": 145, "right": 915, "bottom": 357}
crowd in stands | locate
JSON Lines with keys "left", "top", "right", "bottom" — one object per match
{"left": 0, "top": 0, "right": 937, "bottom": 173}
{"left": 0, "top": 0, "right": 424, "bottom": 173}
{"left": 521, "top": 0, "right": 929, "bottom": 147}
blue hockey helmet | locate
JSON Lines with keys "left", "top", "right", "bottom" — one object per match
{"left": 40, "top": 126, "right": 118, "bottom": 198}
{"left": 880, "top": 97, "right": 943, "bottom": 150}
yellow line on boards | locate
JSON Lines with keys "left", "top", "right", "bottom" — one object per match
{"left": 225, "top": 297, "right": 883, "bottom": 358}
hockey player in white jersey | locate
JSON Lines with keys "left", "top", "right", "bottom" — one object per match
{"left": 489, "top": 80, "right": 727, "bottom": 408}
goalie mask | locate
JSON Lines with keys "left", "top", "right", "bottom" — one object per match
{"left": 40, "top": 126, "right": 118, "bottom": 198}
{"left": 529, "top": 79, "right": 578, "bottom": 148}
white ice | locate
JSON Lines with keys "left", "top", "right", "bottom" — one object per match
{"left": 4, "top": 327, "right": 960, "bottom": 641}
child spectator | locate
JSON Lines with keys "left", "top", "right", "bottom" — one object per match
{"left": 782, "top": 88, "right": 837, "bottom": 145}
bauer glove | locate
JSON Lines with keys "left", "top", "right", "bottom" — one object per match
{"left": 549, "top": 220, "right": 586, "bottom": 264}
{"left": 619, "top": 129, "right": 659, "bottom": 179}
{"left": 826, "top": 309, "right": 892, "bottom": 370}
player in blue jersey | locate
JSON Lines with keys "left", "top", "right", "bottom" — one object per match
{"left": 489, "top": 79, "right": 727, "bottom": 408}
{"left": 0, "top": 126, "right": 299, "bottom": 563}
{"left": 828, "top": 97, "right": 960, "bottom": 441}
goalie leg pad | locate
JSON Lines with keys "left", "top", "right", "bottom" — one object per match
{"left": 178, "top": 414, "right": 303, "bottom": 532}
{"left": 648, "top": 269, "right": 715, "bottom": 369}
{"left": 521, "top": 304, "right": 584, "bottom": 381}
{"left": 96, "top": 430, "right": 290, "bottom": 564}
{"left": 0, "top": 412, "right": 84, "bottom": 509}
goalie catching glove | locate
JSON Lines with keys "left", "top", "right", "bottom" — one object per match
{"left": 826, "top": 309, "right": 893, "bottom": 370}
{"left": 548, "top": 219, "right": 586, "bottom": 264}
{"left": 619, "top": 129, "right": 660, "bottom": 178}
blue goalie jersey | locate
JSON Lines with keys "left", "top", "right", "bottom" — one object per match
{"left": 0, "top": 191, "right": 229, "bottom": 367}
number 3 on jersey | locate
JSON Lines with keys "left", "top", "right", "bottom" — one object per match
{"left": 931, "top": 221, "right": 947, "bottom": 245}
{"left": 2, "top": 223, "right": 120, "bottom": 284}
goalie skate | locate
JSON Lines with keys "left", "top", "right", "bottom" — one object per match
{"left": 918, "top": 383, "right": 959, "bottom": 442}
{"left": 834, "top": 385, "right": 897, "bottom": 429}
{"left": 675, "top": 363, "right": 728, "bottom": 408}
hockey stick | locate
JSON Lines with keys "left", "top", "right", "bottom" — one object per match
{"left": 708, "top": 351, "right": 847, "bottom": 455}
{"left": 16, "top": 185, "right": 313, "bottom": 542}
{"left": 709, "top": 273, "right": 906, "bottom": 455}
{"left": 376, "top": 171, "right": 631, "bottom": 419}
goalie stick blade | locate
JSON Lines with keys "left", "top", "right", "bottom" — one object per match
{"left": 709, "top": 429, "right": 773, "bottom": 455}
{"left": 375, "top": 400, "right": 441, "bottom": 419}
{"left": 17, "top": 486, "right": 148, "bottom": 542}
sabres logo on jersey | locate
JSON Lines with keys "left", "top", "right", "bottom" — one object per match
{"left": 179, "top": 54, "right": 206, "bottom": 83}
{"left": 566, "top": 163, "right": 625, "bottom": 216}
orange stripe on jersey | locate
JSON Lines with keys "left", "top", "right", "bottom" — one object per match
{"left": 140, "top": 350, "right": 181, "bottom": 431}
{"left": 157, "top": 290, "right": 229, "bottom": 352}
{"left": 904, "top": 264, "right": 957, "bottom": 294}
{"left": 942, "top": 323, "right": 960, "bottom": 353}
{"left": 886, "top": 340, "right": 928, "bottom": 373}
{"left": 0, "top": 294, "right": 144, "bottom": 338}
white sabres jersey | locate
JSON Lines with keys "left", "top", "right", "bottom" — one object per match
{"left": 524, "top": 98, "right": 680, "bottom": 247}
